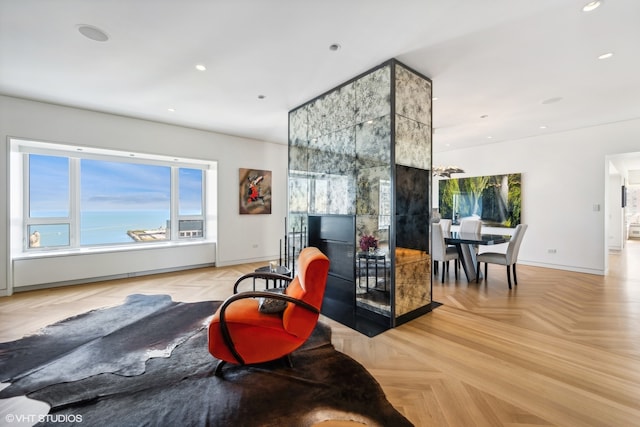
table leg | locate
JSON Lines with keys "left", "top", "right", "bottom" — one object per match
{"left": 455, "top": 243, "right": 480, "bottom": 282}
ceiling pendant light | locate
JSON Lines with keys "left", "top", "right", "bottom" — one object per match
{"left": 433, "top": 166, "right": 465, "bottom": 178}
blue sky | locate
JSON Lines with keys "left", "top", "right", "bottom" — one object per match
{"left": 81, "top": 159, "right": 171, "bottom": 211}
{"left": 30, "top": 154, "right": 202, "bottom": 214}
{"left": 29, "top": 154, "right": 69, "bottom": 215}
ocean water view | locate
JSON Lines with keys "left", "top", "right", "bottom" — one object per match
{"left": 29, "top": 210, "right": 171, "bottom": 247}
{"left": 81, "top": 210, "right": 170, "bottom": 245}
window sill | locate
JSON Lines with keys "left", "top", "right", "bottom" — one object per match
{"left": 13, "top": 239, "right": 216, "bottom": 261}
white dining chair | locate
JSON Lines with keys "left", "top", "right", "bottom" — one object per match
{"left": 439, "top": 219, "right": 452, "bottom": 234}
{"left": 476, "top": 224, "right": 528, "bottom": 289}
{"left": 459, "top": 218, "right": 481, "bottom": 234}
{"left": 457, "top": 218, "right": 481, "bottom": 269}
{"left": 431, "top": 222, "right": 458, "bottom": 282}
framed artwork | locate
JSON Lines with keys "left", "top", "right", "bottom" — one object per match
{"left": 239, "top": 168, "right": 272, "bottom": 214}
{"left": 438, "top": 173, "right": 521, "bottom": 227}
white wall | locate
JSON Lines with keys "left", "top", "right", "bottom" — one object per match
{"left": 433, "top": 118, "right": 640, "bottom": 275}
{"left": 1, "top": 96, "right": 288, "bottom": 293}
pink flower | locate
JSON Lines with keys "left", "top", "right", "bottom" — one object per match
{"left": 359, "top": 234, "right": 378, "bottom": 252}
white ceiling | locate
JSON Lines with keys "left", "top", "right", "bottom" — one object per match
{"left": 1, "top": 0, "right": 639, "bottom": 168}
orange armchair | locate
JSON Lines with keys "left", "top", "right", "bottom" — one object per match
{"left": 208, "top": 247, "right": 330, "bottom": 376}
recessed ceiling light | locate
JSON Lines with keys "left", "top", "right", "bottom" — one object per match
{"left": 167, "top": 108, "right": 176, "bottom": 112}
{"left": 582, "top": 1, "right": 602, "bottom": 12}
{"left": 432, "top": 97, "right": 439, "bottom": 101}
{"left": 77, "top": 24, "right": 109, "bottom": 42}
{"left": 540, "top": 125, "right": 547, "bottom": 129}
{"left": 487, "top": 136, "right": 493, "bottom": 139}
{"left": 480, "top": 114, "right": 489, "bottom": 119}
{"left": 257, "top": 95, "right": 266, "bottom": 100}
{"left": 541, "top": 97, "right": 563, "bottom": 105}
{"left": 598, "top": 52, "right": 614, "bottom": 60}
{"left": 329, "top": 43, "right": 341, "bottom": 51}
{"left": 195, "top": 64, "right": 207, "bottom": 71}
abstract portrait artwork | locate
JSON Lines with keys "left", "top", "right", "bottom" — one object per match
{"left": 239, "top": 168, "right": 272, "bottom": 214}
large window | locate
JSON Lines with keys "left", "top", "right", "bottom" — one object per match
{"left": 18, "top": 140, "right": 212, "bottom": 251}
{"left": 79, "top": 159, "right": 172, "bottom": 245}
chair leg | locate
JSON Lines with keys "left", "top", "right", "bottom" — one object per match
{"left": 476, "top": 262, "right": 480, "bottom": 283}
{"left": 214, "top": 360, "right": 226, "bottom": 377}
{"left": 441, "top": 261, "right": 446, "bottom": 283}
{"left": 484, "top": 262, "right": 488, "bottom": 280}
{"left": 513, "top": 264, "right": 518, "bottom": 285}
{"left": 454, "top": 261, "right": 458, "bottom": 279}
{"left": 506, "top": 266, "right": 512, "bottom": 289}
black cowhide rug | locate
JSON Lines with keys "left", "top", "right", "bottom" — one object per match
{"left": 0, "top": 294, "right": 413, "bottom": 427}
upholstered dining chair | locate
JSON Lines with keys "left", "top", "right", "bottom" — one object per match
{"left": 476, "top": 224, "right": 528, "bottom": 289}
{"left": 459, "top": 218, "right": 482, "bottom": 234}
{"left": 439, "top": 219, "right": 452, "bottom": 234}
{"left": 457, "top": 218, "right": 482, "bottom": 268}
{"left": 208, "top": 246, "right": 330, "bottom": 376}
{"left": 431, "top": 222, "right": 459, "bottom": 282}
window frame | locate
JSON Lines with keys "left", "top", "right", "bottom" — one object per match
{"left": 13, "top": 139, "right": 214, "bottom": 253}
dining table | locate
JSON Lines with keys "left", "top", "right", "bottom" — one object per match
{"left": 444, "top": 231, "right": 511, "bottom": 282}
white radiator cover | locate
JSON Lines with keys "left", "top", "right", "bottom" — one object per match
{"left": 12, "top": 243, "right": 216, "bottom": 289}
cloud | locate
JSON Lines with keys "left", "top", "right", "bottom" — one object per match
{"left": 86, "top": 193, "right": 170, "bottom": 209}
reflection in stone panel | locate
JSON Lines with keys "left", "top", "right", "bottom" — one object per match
{"left": 323, "top": 82, "right": 356, "bottom": 133}
{"left": 396, "top": 214, "right": 429, "bottom": 252}
{"left": 289, "top": 107, "right": 308, "bottom": 146}
{"left": 395, "top": 248, "right": 431, "bottom": 316}
{"left": 308, "top": 149, "right": 355, "bottom": 177}
{"left": 356, "top": 215, "right": 389, "bottom": 250}
{"left": 356, "top": 166, "right": 390, "bottom": 216}
{"left": 395, "top": 116, "right": 431, "bottom": 170}
{"left": 395, "top": 64, "right": 432, "bottom": 126}
{"left": 306, "top": 98, "right": 324, "bottom": 140}
{"left": 312, "top": 127, "right": 356, "bottom": 157}
{"left": 355, "top": 66, "right": 391, "bottom": 124}
{"left": 289, "top": 145, "right": 308, "bottom": 172}
{"left": 288, "top": 175, "right": 309, "bottom": 214}
{"left": 395, "top": 165, "right": 430, "bottom": 216}
{"left": 313, "top": 173, "right": 356, "bottom": 215}
{"left": 355, "top": 116, "right": 391, "bottom": 168}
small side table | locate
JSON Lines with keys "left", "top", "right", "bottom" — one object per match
{"left": 253, "top": 265, "right": 292, "bottom": 290}
{"left": 357, "top": 251, "right": 388, "bottom": 293}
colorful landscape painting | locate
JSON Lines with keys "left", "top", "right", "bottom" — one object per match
{"left": 438, "top": 173, "right": 521, "bottom": 227}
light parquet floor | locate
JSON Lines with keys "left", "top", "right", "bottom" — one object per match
{"left": 1, "top": 242, "right": 640, "bottom": 426}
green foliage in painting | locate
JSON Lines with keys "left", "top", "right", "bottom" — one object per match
{"left": 438, "top": 173, "right": 521, "bottom": 227}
